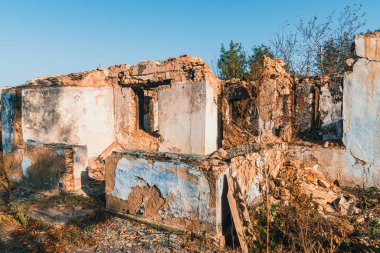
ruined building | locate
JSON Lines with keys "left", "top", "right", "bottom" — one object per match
{"left": 1, "top": 32, "right": 379, "bottom": 248}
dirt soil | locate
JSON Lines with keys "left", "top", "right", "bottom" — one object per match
{"left": 0, "top": 188, "right": 220, "bottom": 253}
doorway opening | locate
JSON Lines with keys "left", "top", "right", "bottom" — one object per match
{"left": 221, "top": 175, "right": 240, "bottom": 249}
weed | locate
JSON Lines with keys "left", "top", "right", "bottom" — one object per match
{"left": 370, "top": 217, "right": 380, "bottom": 244}
{"left": 50, "top": 191, "right": 100, "bottom": 209}
{"left": 9, "top": 200, "right": 30, "bottom": 226}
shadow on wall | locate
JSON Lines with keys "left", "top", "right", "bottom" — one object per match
{"left": 22, "top": 87, "right": 81, "bottom": 145}
{"left": 0, "top": 86, "right": 116, "bottom": 196}
{"left": 299, "top": 119, "right": 343, "bottom": 144}
{"left": 221, "top": 175, "right": 240, "bottom": 248}
{"left": 26, "top": 151, "right": 66, "bottom": 191}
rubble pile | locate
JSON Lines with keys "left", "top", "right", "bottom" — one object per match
{"left": 270, "top": 160, "right": 359, "bottom": 216}
{"left": 221, "top": 57, "right": 294, "bottom": 149}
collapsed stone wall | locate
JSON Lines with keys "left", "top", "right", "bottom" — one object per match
{"left": 221, "top": 60, "right": 343, "bottom": 148}
{"left": 104, "top": 140, "right": 358, "bottom": 245}
{"left": 221, "top": 31, "right": 380, "bottom": 188}
{"left": 221, "top": 58, "right": 293, "bottom": 149}
{"left": 3, "top": 141, "right": 87, "bottom": 192}
{"left": 105, "top": 151, "right": 218, "bottom": 233}
{"left": 285, "top": 32, "right": 380, "bottom": 187}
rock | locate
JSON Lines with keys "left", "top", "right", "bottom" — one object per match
{"left": 218, "top": 148, "right": 228, "bottom": 158}
{"left": 317, "top": 179, "right": 330, "bottom": 188}
{"left": 273, "top": 178, "right": 285, "bottom": 187}
{"left": 356, "top": 217, "right": 365, "bottom": 223}
{"left": 333, "top": 179, "right": 340, "bottom": 187}
{"left": 345, "top": 58, "right": 354, "bottom": 67}
{"left": 209, "top": 148, "right": 228, "bottom": 160}
{"left": 210, "top": 159, "right": 220, "bottom": 166}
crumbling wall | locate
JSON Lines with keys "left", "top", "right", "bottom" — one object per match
{"left": 295, "top": 76, "right": 343, "bottom": 142}
{"left": 104, "top": 143, "right": 284, "bottom": 241}
{"left": 221, "top": 58, "right": 344, "bottom": 148}
{"left": 105, "top": 151, "right": 218, "bottom": 233}
{"left": 2, "top": 141, "right": 87, "bottom": 192}
{"left": 286, "top": 142, "right": 354, "bottom": 185}
{"left": 282, "top": 32, "right": 380, "bottom": 187}
{"left": 117, "top": 56, "right": 220, "bottom": 155}
{"left": 208, "top": 144, "right": 283, "bottom": 207}
{"left": 157, "top": 82, "right": 210, "bottom": 154}
{"left": 24, "top": 56, "right": 219, "bottom": 156}
{"left": 221, "top": 58, "right": 293, "bottom": 148}
{"left": 0, "top": 56, "right": 220, "bottom": 187}
{"left": 342, "top": 31, "right": 380, "bottom": 186}
{"left": 257, "top": 58, "right": 294, "bottom": 143}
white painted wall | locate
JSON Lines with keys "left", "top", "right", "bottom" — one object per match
{"left": 158, "top": 82, "right": 205, "bottom": 154}
{"left": 22, "top": 87, "right": 115, "bottom": 157}
{"left": 158, "top": 82, "right": 217, "bottom": 155}
{"left": 204, "top": 83, "right": 218, "bottom": 155}
{"left": 343, "top": 58, "right": 380, "bottom": 186}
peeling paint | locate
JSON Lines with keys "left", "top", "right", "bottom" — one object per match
{"left": 112, "top": 157, "right": 214, "bottom": 223}
{"left": 2, "top": 91, "right": 15, "bottom": 153}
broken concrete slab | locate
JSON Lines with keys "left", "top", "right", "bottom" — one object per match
{"left": 105, "top": 150, "right": 218, "bottom": 234}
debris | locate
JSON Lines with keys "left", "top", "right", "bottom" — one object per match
{"left": 317, "top": 178, "right": 330, "bottom": 188}
{"left": 226, "top": 176, "right": 251, "bottom": 253}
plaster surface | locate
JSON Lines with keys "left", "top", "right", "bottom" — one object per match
{"left": 343, "top": 59, "right": 380, "bottom": 182}
{"left": 1, "top": 91, "right": 15, "bottom": 153}
{"left": 158, "top": 82, "right": 217, "bottom": 155}
{"left": 22, "top": 87, "right": 115, "bottom": 157}
{"left": 112, "top": 157, "right": 215, "bottom": 224}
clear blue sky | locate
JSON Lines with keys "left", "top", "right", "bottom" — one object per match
{"left": 0, "top": 0, "right": 379, "bottom": 86}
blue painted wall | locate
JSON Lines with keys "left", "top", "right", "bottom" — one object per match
{"left": 1, "top": 91, "right": 15, "bottom": 153}
{"left": 112, "top": 157, "right": 215, "bottom": 224}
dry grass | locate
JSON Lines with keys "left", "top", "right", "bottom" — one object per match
{"left": 49, "top": 191, "right": 101, "bottom": 209}
{"left": 246, "top": 178, "right": 380, "bottom": 252}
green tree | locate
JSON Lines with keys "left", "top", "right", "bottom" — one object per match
{"left": 249, "top": 45, "right": 275, "bottom": 82}
{"left": 321, "top": 33, "right": 353, "bottom": 75}
{"left": 249, "top": 44, "right": 275, "bottom": 65}
{"left": 217, "top": 41, "right": 248, "bottom": 80}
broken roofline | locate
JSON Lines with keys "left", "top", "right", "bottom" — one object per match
{"left": 24, "top": 55, "right": 216, "bottom": 88}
